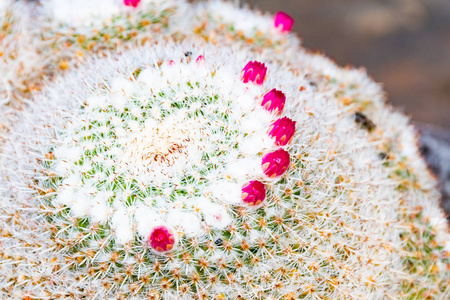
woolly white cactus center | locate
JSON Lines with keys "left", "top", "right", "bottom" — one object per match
{"left": 52, "top": 52, "right": 277, "bottom": 244}
{"left": 120, "top": 118, "right": 193, "bottom": 169}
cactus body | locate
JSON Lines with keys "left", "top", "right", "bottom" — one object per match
{"left": 0, "top": 1, "right": 449, "bottom": 299}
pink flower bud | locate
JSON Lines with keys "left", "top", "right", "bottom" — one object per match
{"left": 168, "top": 60, "right": 175, "bottom": 66}
{"left": 274, "top": 11, "right": 294, "bottom": 33}
{"left": 124, "top": 0, "right": 140, "bottom": 7}
{"left": 241, "top": 180, "right": 266, "bottom": 206}
{"left": 268, "top": 117, "right": 296, "bottom": 146}
{"left": 261, "top": 149, "right": 290, "bottom": 178}
{"left": 196, "top": 55, "right": 205, "bottom": 64}
{"left": 149, "top": 226, "right": 176, "bottom": 253}
{"left": 261, "top": 89, "right": 286, "bottom": 114}
{"left": 240, "top": 61, "right": 267, "bottom": 85}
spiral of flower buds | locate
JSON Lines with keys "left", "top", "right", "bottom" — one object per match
{"left": 240, "top": 61, "right": 267, "bottom": 85}
{"left": 196, "top": 55, "right": 205, "bottom": 64}
{"left": 274, "top": 11, "right": 294, "bottom": 32}
{"left": 268, "top": 117, "right": 296, "bottom": 146}
{"left": 149, "top": 226, "right": 176, "bottom": 253}
{"left": 261, "top": 89, "right": 286, "bottom": 114}
{"left": 241, "top": 180, "right": 266, "bottom": 206}
{"left": 261, "top": 149, "right": 291, "bottom": 177}
{"left": 124, "top": 0, "right": 141, "bottom": 8}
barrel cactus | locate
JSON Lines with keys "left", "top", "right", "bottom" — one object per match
{"left": 0, "top": 1, "right": 449, "bottom": 299}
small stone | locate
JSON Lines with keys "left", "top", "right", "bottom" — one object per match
{"left": 378, "top": 152, "right": 389, "bottom": 160}
{"left": 354, "top": 112, "right": 376, "bottom": 131}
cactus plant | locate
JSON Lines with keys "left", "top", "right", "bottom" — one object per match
{"left": 0, "top": 1, "right": 449, "bottom": 299}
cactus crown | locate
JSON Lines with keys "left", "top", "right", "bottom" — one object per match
{"left": 48, "top": 45, "right": 282, "bottom": 246}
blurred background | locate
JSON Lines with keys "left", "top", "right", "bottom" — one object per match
{"left": 247, "top": 0, "right": 450, "bottom": 216}
{"left": 249, "top": 0, "right": 450, "bottom": 129}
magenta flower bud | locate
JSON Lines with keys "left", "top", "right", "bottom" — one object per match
{"left": 261, "top": 149, "right": 290, "bottom": 178}
{"left": 124, "top": 0, "right": 140, "bottom": 7}
{"left": 241, "top": 180, "right": 266, "bottom": 206}
{"left": 149, "top": 226, "right": 176, "bottom": 253}
{"left": 240, "top": 61, "right": 267, "bottom": 85}
{"left": 196, "top": 55, "right": 205, "bottom": 64}
{"left": 274, "top": 11, "right": 294, "bottom": 33}
{"left": 268, "top": 117, "right": 296, "bottom": 146}
{"left": 261, "top": 89, "right": 286, "bottom": 114}
{"left": 168, "top": 60, "right": 175, "bottom": 66}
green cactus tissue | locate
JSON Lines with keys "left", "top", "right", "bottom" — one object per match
{"left": 0, "top": 1, "right": 449, "bottom": 299}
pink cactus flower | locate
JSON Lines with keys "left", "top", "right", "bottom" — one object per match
{"left": 149, "top": 226, "right": 176, "bottom": 253}
{"left": 168, "top": 60, "right": 175, "bottom": 66}
{"left": 240, "top": 61, "right": 267, "bottom": 85}
{"left": 196, "top": 55, "right": 205, "bottom": 64}
{"left": 268, "top": 117, "right": 296, "bottom": 146}
{"left": 241, "top": 180, "right": 266, "bottom": 206}
{"left": 261, "top": 89, "right": 286, "bottom": 114}
{"left": 124, "top": 0, "right": 140, "bottom": 7}
{"left": 261, "top": 149, "right": 290, "bottom": 178}
{"left": 274, "top": 11, "right": 294, "bottom": 33}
